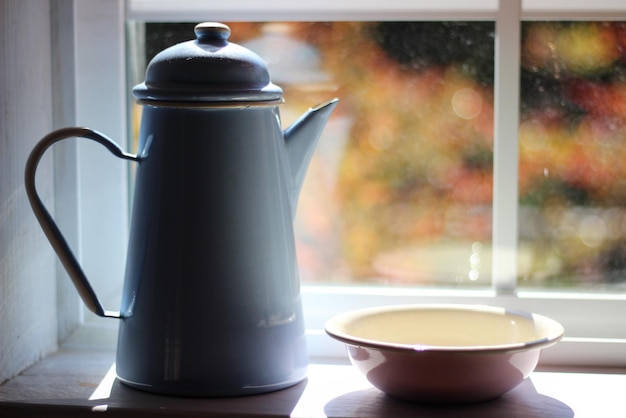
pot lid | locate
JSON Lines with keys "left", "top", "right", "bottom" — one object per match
{"left": 133, "top": 22, "right": 283, "bottom": 103}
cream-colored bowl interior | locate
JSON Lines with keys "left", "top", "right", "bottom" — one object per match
{"left": 332, "top": 305, "right": 563, "bottom": 348}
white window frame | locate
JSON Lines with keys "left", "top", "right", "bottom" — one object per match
{"left": 60, "top": 0, "right": 626, "bottom": 366}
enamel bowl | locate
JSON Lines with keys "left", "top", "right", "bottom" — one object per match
{"left": 325, "top": 304, "right": 564, "bottom": 404}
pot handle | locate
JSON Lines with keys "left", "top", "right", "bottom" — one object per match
{"left": 25, "top": 127, "right": 139, "bottom": 318}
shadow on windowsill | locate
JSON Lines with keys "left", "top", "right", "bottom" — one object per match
{"left": 323, "top": 378, "right": 574, "bottom": 418}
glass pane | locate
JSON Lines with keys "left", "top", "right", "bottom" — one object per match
{"left": 129, "top": 21, "right": 495, "bottom": 287}
{"left": 519, "top": 22, "right": 626, "bottom": 290}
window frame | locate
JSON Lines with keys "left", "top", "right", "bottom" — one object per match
{"left": 61, "top": 0, "right": 626, "bottom": 366}
{"left": 54, "top": 0, "right": 129, "bottom": 343}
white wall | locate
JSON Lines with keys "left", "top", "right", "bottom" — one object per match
{"left": 0, "top": 0, "right": 59, "bottom": 384}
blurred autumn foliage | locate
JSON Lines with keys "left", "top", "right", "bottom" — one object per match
{"left": 140, "top": 21, "right": 626, "bottom": 288}
{"left": 262, "top": 22, "right": 495, "bottom": 283}
{"left": 519, "top": 22, "right": 626, "bottom": 287}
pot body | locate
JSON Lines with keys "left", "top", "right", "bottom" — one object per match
{"left": 115, "top": 105, "right": 307, "bottom": 396}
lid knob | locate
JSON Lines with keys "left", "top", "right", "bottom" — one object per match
{"left": 194, "top": 22, "right": 231, "bottom": 42}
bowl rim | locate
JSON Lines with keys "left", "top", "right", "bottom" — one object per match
{"left": 325, "top": 303, "right": 565, "bottom": 355}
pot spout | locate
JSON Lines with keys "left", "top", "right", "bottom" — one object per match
{"left": 284, "top": 98, "right": 339, "bottom": 215}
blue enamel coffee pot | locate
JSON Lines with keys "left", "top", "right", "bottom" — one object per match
{"left": 25, "top": 22, "right": 338, "bottom": 396}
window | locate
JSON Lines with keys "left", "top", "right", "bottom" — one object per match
{"left": 519, "top": 21, "right": 626, "bottom": 290}
{"left": 64, "top": 0, "right": 626, "bottom": 366}
{"left": 133, "top": 21, "right": 497, "bottom": 288}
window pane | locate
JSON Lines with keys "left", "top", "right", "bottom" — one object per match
{"left": 130, "top": 21, "right": 495, "bottom": 288}
{"left": 519, "top": 22, "right": 626, "bottom": 290}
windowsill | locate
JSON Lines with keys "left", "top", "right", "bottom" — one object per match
{"left": 1, "top": 349, "right": 625, "bottom": 417}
